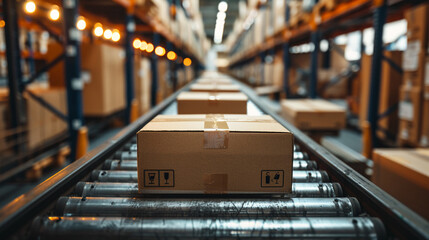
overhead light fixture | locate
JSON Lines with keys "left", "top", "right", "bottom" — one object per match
{"left": 183, "top": 58, "right": 192, "bottom": 66}
{"left": 49, "top": 7, "right": 60, "bottom": 21}
{"left": 133, "top": 39, "right": 141, "bottom": 49}
{"left": 217, "top": 12, "right": 226, "bottom": 20}
{"left": 24, "top": 1, "right": 36, "bottom": 14}
{"left": 140, "top": 41, "right": 147, "bottom": 51}
{"left": 167, "top": 51, "right": 177, "bottom": 60}
{"left": 218, "top": 1, "right": 228, "bottom": 12}
{"left": 93, "top": 23, "right": 103, "bottom": 37}
{"left": 103, "top": 29, "right": 112, "bottom": 39}
{"left": 146, "top": 43, "right": 154, "bottom": 53}
{"left": 112, "top": 29, "right": 120, "bottom": 42}
{"left": 155, "top": 46, "right": 166, "bottom": 56}
{"left": 213, "top": 2, "right": 227, "bottom": 44}
{"left": 76, "top": 17, "right": 87, "bottom": 30}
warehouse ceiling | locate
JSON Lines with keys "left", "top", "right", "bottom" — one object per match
{"left": 199, "top": 0, "right": 240, "bottom": 43}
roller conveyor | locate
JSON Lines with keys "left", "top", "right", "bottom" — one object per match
{"left": 32, "top": 217, "right": 385, "bottom": 240}
{"left": 90, "top": 170, "right": 330, "bottom": 183}
{"left": 74, "top": 182, "right": 344, "bottom": 198}
{"left": 2, "top": 79, "right": 429, "bottom": 240}
{"left": 103, "top": 159, "right": 319, "bottom": 171}
{"left": 56, "top": 197, "right": 360, "bottom": 217}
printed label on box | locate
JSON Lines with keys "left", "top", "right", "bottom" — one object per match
{"left": 144, "top": 169, "right": 174, "bottom": 187}
{"left": 261, "top": 170, "right": 284, "bottom": 187}
{"left": 403, "top": 41, "right": 421, "bottom": 71}
{"left": 398, "top": 101, "right": 414, "bottom": 121}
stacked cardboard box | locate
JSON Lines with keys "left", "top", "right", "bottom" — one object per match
{"left": 197, "top": 78, "right": 232, "bottom": 85}
{"left": 134, "top": 55, "right": 152, "bottom": 116}
{"left": 190, "top": 84, "right": 240, "bottom": 93}
{"left": 81, "top": 42, "right": 126, "bottom": 116}
{"left": 399, "top": 3, "right": 428, "bottom": 146}
{"left": 25, "top": 86, "right": 67, "bottom": 149}
{"left": 421, "top": 57, "right": 429, "bottom": 146}
{"left": 177, "top": 92, "right": 247, "bottom": 114}
{"left": 281, "top": 99, "right": 346, "bottom": 131}
{"left": 358, "top": 52, "right": 402, "bottom": 141}
{"left": 137, "top": 114, "right": 293, "bottom": 194}
{"left": 372, "top": 148, "right": 429, "bottom": 220}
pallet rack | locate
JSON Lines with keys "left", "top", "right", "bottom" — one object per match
{"left": 227, "top": 0, "right": 426, "bottom": 150}
{"left": 0, "top": 0, "right": 206, "bottom": 182}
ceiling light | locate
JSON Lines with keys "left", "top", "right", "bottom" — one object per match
{"left": 218, "top": 1, "right": 228, "bottom": 12}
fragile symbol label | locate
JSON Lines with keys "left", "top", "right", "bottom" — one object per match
{"left": 261, "top": 170, "right": 284, "bottom": 187}
{"left": 144, "top": 169, "right": 174, "bottom": 187}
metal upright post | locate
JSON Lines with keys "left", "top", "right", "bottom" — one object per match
{"left": 283, "top": 42, "right": 290, "bottom": 97}
{"left": 3, "top": 0, "right": 25, "bottom": 152}
{"left": 62, "top": 0, "right": 86, "bottom": 160}
{"left": 150, "top": 33, "right": 159, "bottom": 107}
{"left": 367, "top": 1, "right": 387, "bottom": 148}
{"left": 124, "top": 14, "right": 135, "bottom": 124}
{"left": 309, "top": 30, "right": 320, "bottom": 99}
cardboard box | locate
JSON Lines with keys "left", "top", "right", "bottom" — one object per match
{"left": 197, "top": 78, "right": 232, "bottom": 85}
{"left": 81, "top": 42, "right": 125, "bottom": 116}
{"left": 26, "top": 86, "right": 67, "bottom": 149}
{"left": 398, "top": 86, "right": 422, "bottom": 146}
{"left": 134, "top": 56, "right": 152, "bottom": 116}
{"left": 137, "top": 114, "right": 293, "bottom": 194}
{"left": 403, "top": 3, "right": 429, "bottom": 87}
{"left": 281, "top": 99, "right": 346, "bottom": 130}
{"left": 378, "top": 51, "right": 402, "bottom": 140}
{"left": 359, "top": 52, "right": 403, "bottom": 139}
{"left": 177, "top": 92, "right": 247, "bottom": 114}
{"left": 421, "top": 95, "right": 429, "bottom": 147}
{"left": 372, "top": 148, "right": 429, "bottom": 220}
{"left": 190, "top": 83, "right": 240, "bottom": 93}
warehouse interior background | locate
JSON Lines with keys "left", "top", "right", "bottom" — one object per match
{"left": 0, "top": 0, "right": 429, "bottom": 238}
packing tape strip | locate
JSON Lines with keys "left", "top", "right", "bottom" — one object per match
{"left": 150, "top": 117, "right": 277, "bottom": 123}
{"left": 204, "top": 114, "right": 229, "bottom": 149}
{"left": 208, "top": 93, "right": 220, "bottom": 103}
{"left": 203, "top": 173, "right": 228, "bottom": 193}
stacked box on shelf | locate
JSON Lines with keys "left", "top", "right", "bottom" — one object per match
{"left": 25, "top": 85, "right": 67, "bottom": 149}
{"left": 134, "top": 54, "right": 152, "bottom": 116}
{"left": 421, "top": 56, "right": 429, "bottom": 146}
{"left": 157, "top": 59, "right": 171, "bottom": 103}
{"left": 253, "top": 9, "right": 265, "bottom": 47}
{"left": 263, "top": 58, "right": 274, "bottom": 86}
{"left": 358, "top": 52, "right": 402, "bottom": 141}
{"left": 81, "top": 42, "right": 125, "bottom": 116}
{"left": 273, "top": 0, "right": 286, "bottom": 35}
{"left": 399, "top": 3, "right": 428, "bottom": 146}
{"left": 177, "top": 92, "right": 248, "bottom": 114}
